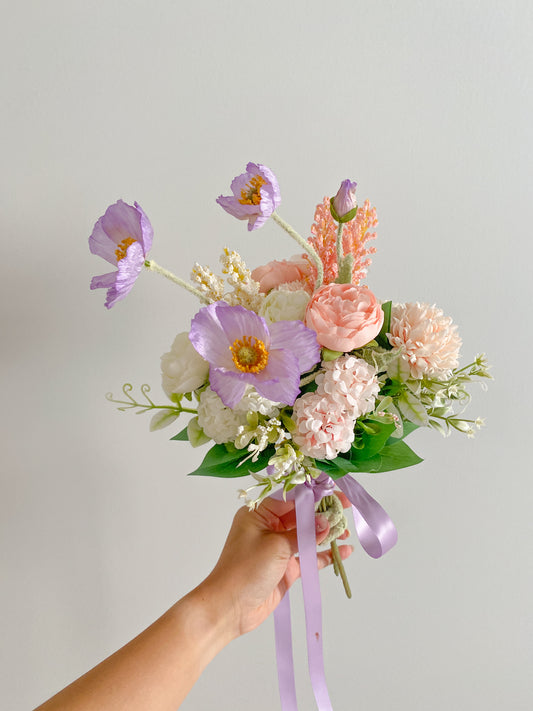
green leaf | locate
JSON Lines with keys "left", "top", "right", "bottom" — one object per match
{"left": 376, "top": 300, "right": 392, "bottom": 349}
{"left": 170, "top": 426, "right": 189, "bottom": 441}
{"left": 398, "top": 389, "right": 429, "bottom": 427}
{"left": 317, "top": 439, "right": 423, "bottom": 478}
{"left": 351, "top": 420, "right": 397, "bottom": 461}
{"left": 150, "top": 410, "right": 179, "bottom": 432}
{"left": 385, "top": 419, "right": 419, "bottom": 445}
{"left": 372, "top": 440, "right": 423, "bottom": 472}
{"left": 187, "top": 444, "right": 273, "bottom": 479}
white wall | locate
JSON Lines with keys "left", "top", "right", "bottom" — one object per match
{"left": 1, "top": 1, "right": 531, "bottom": 709}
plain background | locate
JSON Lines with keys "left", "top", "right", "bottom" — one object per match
{"left": 1, "top": 1, "right": 532, "bottom": 709}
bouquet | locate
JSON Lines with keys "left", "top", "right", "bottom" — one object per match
{"left": 89, "top": 162, "right": 491, "bottom": 710}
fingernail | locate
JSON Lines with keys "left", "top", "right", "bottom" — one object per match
{"left": 315, "top": 514, "right": 328, "bottom": 532}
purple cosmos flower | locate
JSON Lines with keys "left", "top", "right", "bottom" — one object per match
{"left": 216, "top": 162, "right": 281, "bottom": 231}
{"left": 330, "top": 179, "right": 358, "bottom": 223}
{"left": 89, "top": 200, "right": 153, "bottom": 309}
{"left": 189, "top": 302, "right": 320, "bottom": 408}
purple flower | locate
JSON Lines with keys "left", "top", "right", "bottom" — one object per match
{"left": 216, "top": 162, "right": 281, "bottom": 231}
{"left": 189, "top": 302, "right": 320, "bottom": 408}
{"left": 330, "top": 179, "right": 358, "bottom": 223}
{"left": 89, "top": 200, "right": 153, "bottom": 309}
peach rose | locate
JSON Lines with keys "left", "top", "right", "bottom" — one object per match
{"left": 251, "top": 255, "right": 313, "bottom": 293}
{"left": 305, "top": 283, "right": 384, "bottom": 351}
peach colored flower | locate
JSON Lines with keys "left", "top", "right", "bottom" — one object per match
{"left": 387, "top": 302, "right": 462, "bottom": 379}
{"left": 292, "top": 391, "right": 355, "bottom": 460}
{"left": 306, "top": 197, "right": 377, "bottom": 286}
{"left": 305, "top": 283, "right": 384, "bottom": 352}
{"left": 251, "top": 256, "right": 314, "bottom": 294}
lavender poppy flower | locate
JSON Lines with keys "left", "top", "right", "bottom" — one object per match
{"left": 89, "top": 200, "right": 153, "bottom": 308}
{"left": 216, "top": 162, "right": 281, "bottom": 231}
{"left": 189, "top": 302, "right": 320, "bottom": 408}
{"left": 330, "top": 179, "right": 358, "bottom": 223}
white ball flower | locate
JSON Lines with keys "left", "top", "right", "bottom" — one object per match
{"left": 315, "top": 355, "right": 379, "bottom": 418}
{"left": 259, "top": 288, "right": 310, "bottom": 324}
{"left": 160, "top": 332, "right": 209, "bottom": 398}
{"left": 197, "top": 386, "right": 280, "bottom": 444}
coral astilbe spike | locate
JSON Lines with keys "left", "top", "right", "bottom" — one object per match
{"left": 306, "top": 197, "right": 378, "bottom": 285}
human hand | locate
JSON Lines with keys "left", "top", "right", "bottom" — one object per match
{"left": 199, "top": 493, "right": 354, "bottom": 639}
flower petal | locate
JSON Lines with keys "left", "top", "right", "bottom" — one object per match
{"left": 189, "top": 302, "right": 234, "bottom": 368}
{"left": 253, "top": 348, "right": 301, "bottom": 405}
{"left": 216, "top": 303, "right": 270, "bottom": 347}
{"left": 209, "top": 367, "right": 248, "bottom": 409}
{"left": 134, "top": 201, "right": 153, "bottom": 255}
{"left": 269, "top": 320, "right": 321, "bottom": 373}
{"left": 90, "top": 270, "right": 117, "bottom": 290}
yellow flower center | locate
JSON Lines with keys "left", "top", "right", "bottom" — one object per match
{"left": 230, "top": 335, "right": 269, "bottom": 373}
{"left": 238, "top": 175, "right": 266, "bottom": 206}
{"left": 115, "top": 236, "right": 136, "bottom": 261}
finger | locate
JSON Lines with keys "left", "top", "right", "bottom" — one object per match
{"left": 335, "top": 490, "right": 352, "bottom": 509}
{"left": 278, "top": 515, "right": 330, "bottom": 556}
{"left": 337, "top": 528, "right": 351, "bottom": 540}
{"left": 254, "top": 497, "right": 297, "bottom": 532}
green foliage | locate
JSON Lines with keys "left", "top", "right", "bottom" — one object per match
{"left": 352, "top": 419, "right": 397, "bottom": 460}
{"left": 376, "top": 300, "right": 392, "bottom": 349}
{"left": 317, "top": 439, "right": 423, "bottom": 479}
{"left": 170, "top": 427, "right": 189, "bottom": 441}
{"left": 187, "top": 443, "right": 273, "bottom": 478}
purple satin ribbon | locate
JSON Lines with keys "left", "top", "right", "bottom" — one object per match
{"left": 272, "top": 472, "right": 398, "bottom": 710}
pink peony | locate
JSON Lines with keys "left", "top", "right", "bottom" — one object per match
{"left": 251, "top": 256, "right": 313, "bottom": 294}
{"left": 387, "top": 302, "right": 462, "bottom": 379}
{"left": 305, "top": 283, "right": 384, "bottom": 352}
{"left": 315, "top": 355, "right": 379, "bottom": 418}
{"left": 292, "top": 392, "right": 355, "bottom": 460}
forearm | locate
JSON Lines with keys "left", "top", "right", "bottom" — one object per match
{"left": 35, "top": 582, "right": 235, "bottom": 711}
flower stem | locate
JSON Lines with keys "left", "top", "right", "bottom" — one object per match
{"left": 331, "top": 540, "right": 352, "bottom": 598}
{"left": 271, "top": 211, "right": 323, "bottom": 289}
{"left": 144, "top": 260, "right": 209, "bottom": 303}
{"left": 336, "top": 222, "right": 344, "bottom": 269}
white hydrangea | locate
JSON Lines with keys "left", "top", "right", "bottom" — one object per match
{"left": 197, "top": 386, "right": 280, "bottom": 444}
{"left": 259, "top": 288, "right": 310, "bottom": 324}
{"left": 160, "top": 332, "right": 210, "bottom": 397}
{"left": 315, "top": 355, "right": 379, "bottom": 418}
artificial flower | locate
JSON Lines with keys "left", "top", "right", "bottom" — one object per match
{"left": 251, "top": 256, "right": 313, "bottom": 293}
{"left": 331, "top": 179, "right": 358, "bottom": 222}
{"left": 160, "top": 332, "right": 210, "bottom": 397}
{"left": 387, "top": 302, "right": 462, "bottom": 379}
{"left": 305, "top": 283, "right": 384, "bottom": 351}
{"left": 189, "top": 301, "right": 320, "bottom": 408}
{"left": 89, "top": 200, "right": 153, "bottom": 309}
{"left": 315, "top": 354, "right": 379, "bottom": 418}
{"left": 259, "top": 288, "right": 310, "bottom": 324}
{"left": 216, "top": 162, "right": 281, "bottom": 231}
{"left": 292, "top": 391, "right": 355, "bottom": 460}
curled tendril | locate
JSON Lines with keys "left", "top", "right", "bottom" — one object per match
{"left": 105, "top": 383, "right": 197, "bottom": 417}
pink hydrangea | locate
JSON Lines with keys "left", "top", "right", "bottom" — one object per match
{"left": 292, "top": 391, "right": 355, "bottom": 460}
{"left": 387, "top": 302, "right": 462, "bottom": 379}
{"left": 315, "top": 355, "right": 379, "bottom": 418}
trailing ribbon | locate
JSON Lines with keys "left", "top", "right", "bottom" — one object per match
{"left": 272, "top": 472, "right": 397, "bottom": 710}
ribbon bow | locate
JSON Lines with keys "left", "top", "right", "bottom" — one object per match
{"left": 273, "top": 472, "right": 397, "bottom": 710}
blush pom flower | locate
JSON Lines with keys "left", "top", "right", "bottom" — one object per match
{"left": 387, "top": 302, "right": 462, "bottom": 379}
{"left": 89, "top": 200, "right": 153, "bottom": 308}
{"left": 292, "top": 392, "right": 355, "bottom": 460}
{"left": 315, "top": 355, "right": 379, "bottom": 418}
{"left": 189, "top": 302, "right": 320, "bottom": 408}
{"left": 216, "top": 162, "right": 281, "bottom": 231}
